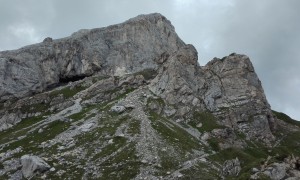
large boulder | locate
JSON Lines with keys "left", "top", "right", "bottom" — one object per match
{"left": 20, "top": 155, "right": 51, "bottom": 178}
{"left": 221, "top": 158, "right": 241, "bottom": 176}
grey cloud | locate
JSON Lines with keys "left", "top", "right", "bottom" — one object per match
{"left": 0, "top": 0, "right": 299, "bottom": 120}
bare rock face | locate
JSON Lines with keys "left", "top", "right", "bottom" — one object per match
{"left": 0, "top": 13, "right": 275, "bottom": 142}
{"left": 150, "top": 46, "right": 275, "bottom": 143}
{"left": 1, "top": 13, "right": 299, "bottom": 180}
{"left": 0, "top": 13, "right": 184, "bottom": 101}
{"left": 202, "top": 54, "right": 276, "bottom": 143}
{"left": 222, "top": 158, "right": 241, "bottom": 176}
{"left": 20, "top": 155, "right": 50, "bottom": 178}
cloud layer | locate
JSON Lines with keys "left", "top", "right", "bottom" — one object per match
{"left": 0, "top": 0, "right": 299, "bottom": 120}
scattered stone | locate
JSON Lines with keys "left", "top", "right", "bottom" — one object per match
{"left": 141, "top": 160, "right": 148, "bottom": 164}
{"left": 50, "top": 167, "right": 56, "bottom": 172}
{"left": 196, "top": 123, "right": 202, "bottom": 128}
{"left": 115, "top": 133, "right": 125, "bottom": 138}
{"left": 108, "top": 139, "right": 114, "bottom": 144}
{"left": 20, "top": 155, "right": 51, "bottom": 178}
{"left": 222, "top": 158, "right": 241, "bottom": 176}
{"left": 78, "top": 122, "right": 95, "bottom": 132}
{"left": 56, "top": 170, "right": 66, "bottom": 176}
{"left": 110, "top": 105, "right": 126, "bottom": 114}
{"left": 201, "top": 133, "right": 210, "bottom": 141}
{"left": 263, "top": 163, "right": 286, "bottom": 180}
{"left": 38, "top": 128, "right": 44, "bottom": 133}
{"left": 252, "top": 168, "right": 259, "bottom": 173}
{"left": 57, "top": 146, "right": 65, "bottom": 151}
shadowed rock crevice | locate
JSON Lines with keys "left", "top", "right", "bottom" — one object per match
{"left": 59, "top": 75, "right": 87, "bottom": 84}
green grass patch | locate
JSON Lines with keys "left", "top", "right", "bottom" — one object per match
{"left": 3, "top": 120, "right": 71, "bottom": 155}
{"left": 50, "top": 85, "right": 86, "bottom": 99}
{"left": 272, "top": 110, "right": 300, "bottom": 127}
{"left": 92, "top": 137, "right": 127, "bottom": 161}
{"left": 158, "top": 150, "right": 180, "bottom": 173}
{"left": 68, "top": 105, "right": 97, "bottom": 121}
{"left": 0, "top": 116, "right": 44, "bottom": 145}
{"left": 100, "top": 143, "right": 140, "bottom": 179}
{"left": 189, "top": 111, "right": 223, "bottom": 132}
{"left": 209, "top": 146, "right": 268, "bottom": 179}
{"left": 207, "top": 137, "right": 221, "bottom": 152}
{"left": 271, "top": 131, "right": 300, "bottom": 158}
{"left": 149, "top": 111, "right": 202, "bottom": 154}
{"left": 127, "top": 119, "right": 141, "bottom": 135}
{"left": 19, "top": 102, "right": 50, "bottom": 114}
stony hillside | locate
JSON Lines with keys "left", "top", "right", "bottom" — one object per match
{"left": 0, "top": 13, "right": 300, "bottom": 180}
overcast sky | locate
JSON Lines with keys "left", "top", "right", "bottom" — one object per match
{"left": 0, "top": 0, "right": 299, "bottom": 120}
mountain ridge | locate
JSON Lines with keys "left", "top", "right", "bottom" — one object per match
{"left": 0, "top": 13, "right": 300, "bottom": 180}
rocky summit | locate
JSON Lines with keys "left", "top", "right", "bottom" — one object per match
{"left": 0, "top": 13, "right": 300, "bottom": 180}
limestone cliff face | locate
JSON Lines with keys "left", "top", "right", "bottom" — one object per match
{"left": 0, "top": 13, "right": 184, "bottom": 101}
{"left": 0, "top": 13, "right": 275, "bottom": 142}
{"left": 149, "top": 46, "right": 275, "bottom": 143}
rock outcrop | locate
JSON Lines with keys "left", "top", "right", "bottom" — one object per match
{"left": 20, "top": 155, "right": 50, "bottom": 178}
{"left": 221, "top": 158, "right": 241, "bottom": 176}
{"left": 1, "top": 13, "right": 297, "bottom": 180}
{"left": 0, "top": 13, "right": 184, "bottom": 101}
{"left": 149, "top": 46, "right": 275, "bottom": 143}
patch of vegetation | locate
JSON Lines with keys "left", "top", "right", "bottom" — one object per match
{"left": 207, "top": 137, "right": 221, "bottom": 152}
{"left": 271, "top": 131, "right": 300, "bottom": 157}
{"left": 127, "top": 119, "right": 141, "bottom": 135}
{"left": 149, "top": 111, "right": 202, "bottom": 155}
{"left": 77, "top": 115, "right": 131, "bottom": 159}
{"left": 92, "top": 75, "right": 110, "bottom": 83}
{"left": 189, "top": 111, "right": 223, "bottom": 132}
{"left": 235, "top": 130, "right": 247, "bottom": 140}
{"left": 134, "top": 68, "right": 158, "bottom": 80}
{"left": 0, "top": 115, "right": 45, "bottom": 145}
{"left": 3, "top": 120, "right": 71, "bottom": 155}
{"left": 50, "top": 85, "right": 86, "bottom": 99}
{"left": 148, "top": 111, "right": 205, "bottom": 174}
{"left": 0, "top": 174, "right": 9, "bottom": 180}
{"left": 92, "top": 137, "right": 127, "bottom": 161}
{"left": 68, "top": 105, "right": 97, "bottom": 121}
{"left": 147, "top": 97, "right": 165, "bottom": 107}
{"left": 209, "top": 147, "right": 267, "bottom": 179}
{"left": 100, "top": 143, "right": 140, "bottom": 179}
{"left": 158, "top": 149, "right": 181, "bottom": 173}
{"left": 272, "top": 110, "right": 300, "bottom": 127}
{"left": 180, "top": 161, "right": 219, "bottom": 179}
{"left": 112, "top": 87, "right": 135, "bottom": 101}
{"left": 19, "top": 102, "right": 51, "bottom": 114}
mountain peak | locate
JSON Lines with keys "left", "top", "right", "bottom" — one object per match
{"left": 0, "top": 14, "right": 300, "bottom": 180}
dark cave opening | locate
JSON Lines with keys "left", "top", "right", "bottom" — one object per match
{"left": 59, "top": 75, "right": 87, "bottom": 83}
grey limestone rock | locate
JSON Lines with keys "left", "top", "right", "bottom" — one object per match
{"left": 110, "top": 105, "right": 126, "bottom": 114}
{"left": 222, "top": 158, "right": 241, "bottom": 176}
{"left": 20, "top": 155, "right": 51, "bottom": 179}
{"left": 0, "top": 13, "right": 184, "bottom": 102}
{"left": 149, "top": 44, "right": 276, "bottom": 143}
{"left": 0, "top": 112, "right": 22, "bottom": 131}
{"left": 263, "top": 163, "right": 286, "bottom": 180}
